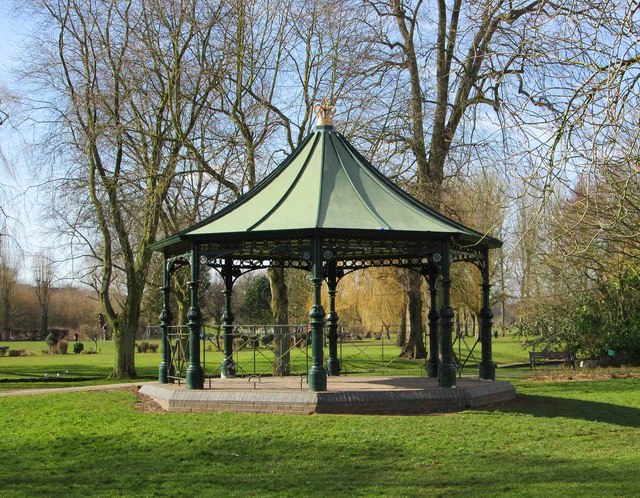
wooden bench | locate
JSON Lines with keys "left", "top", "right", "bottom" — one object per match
{"left": 529, "top": 351, "right": 575, "bottom": 369}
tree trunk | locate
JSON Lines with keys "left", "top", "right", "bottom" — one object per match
{"left": 268, "top": 266, "right": 290, "bottom": 376}
{"left": 1, "top": 287, "right": 10, "bottom": 341}
{"left": 175, "top": 291, "right": 189, "bottom": 327}
{"left": 108, "top": 282, "right": 143, "bottom": 379}
{"left": 111, "top": 320, "right": 137, "bottom": 378}
{"left": 40, "top": 304, "right": 49, "bottom": 338}
{"left": 405, "top": 271, "right": 427, "bottom": 358}
{"left": 397, "top": 300, "right": 407, "bottom": 347}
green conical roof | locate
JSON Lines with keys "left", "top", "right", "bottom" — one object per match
{"left": 153, "top": 124, "right": 501, "bottom": 251}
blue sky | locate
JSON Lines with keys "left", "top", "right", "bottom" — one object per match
{"left": 1, "top": 5, "right": 51, "bottom": 281}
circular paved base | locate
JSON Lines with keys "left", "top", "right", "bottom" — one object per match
{"left": 140, "top": 376, "right": 516, "bottom": 415}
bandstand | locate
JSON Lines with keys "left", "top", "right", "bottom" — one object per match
{"left": 147, "top": 101, "right": 510, "bottom": 412}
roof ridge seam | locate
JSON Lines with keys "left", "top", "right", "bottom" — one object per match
{"left": 338, "top": 133, "right": 483, "bottom": 236}
{"left": 315, "top": 130, "right": 326, "bottom": 229}
{"left": 246, "top": 133, "right": 322, "bottom": 232}
{"left": 329, "top": 134, "right": 390, "bottom": 230}
{"left": 176, "top": 132, "right": 316, "bottom": 237}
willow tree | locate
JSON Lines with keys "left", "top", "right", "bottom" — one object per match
{"left": 28, "top": 0, "right": 226, "bottom": 378}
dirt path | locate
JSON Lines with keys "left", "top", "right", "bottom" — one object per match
{"left": 0, "top": 382, "right": 149, "bottom": 397}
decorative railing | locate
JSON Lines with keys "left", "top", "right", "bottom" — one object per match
{"left": 147, "top": 323, "right": 481, "bottom": 383}
{"left": 202, "top": 324, "right": 311, "bottom": 380}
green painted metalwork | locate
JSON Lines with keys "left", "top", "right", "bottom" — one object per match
{"left": 326, "top": 262, "right": 341, "bottom": 376}
{"left": 439, "top": 243, "right": 457, "bottom": 388}
{"left": 221, "top": 259, "right": 236, "bottom": 378}
{"left": 186, "top": 246, "right": 204, "bottom": 389}
{"left": 152, "top": 124, "right": 501, "bottom": 252}
{"left": 479, "top": 249, "right": 497, "bottom": 380}
{"left": 426, "top": 270, "right": 440, "bottom": 378}
{"left": 152, "top": 121, "right": 504, "bottom": 391}
{"left": 308, "top": 238, "right": 327, "bottom": 391}
{"left": 158, "top": 255, "right": 171, "bottom": 384}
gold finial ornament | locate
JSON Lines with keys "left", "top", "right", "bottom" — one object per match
{"left": 314, "top": 98, "right": 336, "bottom": 126}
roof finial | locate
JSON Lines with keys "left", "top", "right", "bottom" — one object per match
{"left": 314, "top": 98, "right": 336, "bottom": 127}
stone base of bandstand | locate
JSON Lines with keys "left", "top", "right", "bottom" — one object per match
{"left": 140, "top": 376, "right": 515, "bottom": 415}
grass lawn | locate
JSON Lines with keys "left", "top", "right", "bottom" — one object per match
{"left": 0, "top": 334, "right": 532, "bottom": 390}
{"left": 0, "top": 341, "right": 160, "bottom": 390}
{"left": 0, "top": 376, "right": 639, "bottom": 497}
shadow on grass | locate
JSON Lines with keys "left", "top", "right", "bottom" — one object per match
{"left": 2, "top": 427, "right": 639, "bottom": 497}
{"left": 489, "top": 393, "right": 640, "bottom": 428}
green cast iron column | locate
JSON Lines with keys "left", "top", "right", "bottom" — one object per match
{"left": 326, "top": 262, "right": 341, "bottom": 376}
{"left": 221, "top": 259, "right": 236, "bottom": 378}
{"left": 308, "top": 238, "right": 328, "bottom": 391}
{"left": 158, "top": 255, "right": 172, "bottom": 383}
{"left": 479, "top": 249, "right": 497, "bottom": 380}
{"left": 186, "top": 246, "right": 204, "bottom": 389}
{"left": 439, "top": 243, "right": 457, "bottom": 388}
{"left": 426, "top": 270, "right": 439, "bottom": 378}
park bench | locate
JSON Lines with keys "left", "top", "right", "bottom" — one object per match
{"left": 529, "top": 350, "right": 575, "bottom": 369}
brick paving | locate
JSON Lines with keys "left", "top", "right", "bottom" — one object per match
{"left": 140, "top": 376, "right": 516, "bottom": 415}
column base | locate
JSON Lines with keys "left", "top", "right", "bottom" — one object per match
{"left": 159, "top": 363, "right": 168, "bottom": 384}
{"left": 326, "top": 357, "right": 341, "bottom": 376}
{"left": 308, "top": 365, "right": 327, "bottom": 391}
{"left": 221, "top": 358, "right": 236, "bottom": 378}
{"left": 426, "top": 357, "right": 439, "bottom": 378}
{"left": 186, "top": 365, "right": 204, "bottom": 389}
{"left": 439, "top": 363, "right": 457, "bottom": 388}
{"left": 479, "top": 361, "right": 496, "bottom": 381}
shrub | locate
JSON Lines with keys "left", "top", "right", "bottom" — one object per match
{"left": 73, "top": 342, "right": 85, "bottom": 354}
{"left": 260, "top": 334, "right": 275, "bottom": 346}
{"left": 57, "top": 340, "right": 69, "bottom": 355}
{"left": 137, "top": 341, "right": 158, "bottom": 353}
{"left": 46, "top": 332, "right": 57, "bottom": 354}
{"left": 518, "top": 265, "right": 640, "bottom": 365}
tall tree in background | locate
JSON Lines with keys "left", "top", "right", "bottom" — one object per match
{"left": 360, "top": 0, "right": 608, "bottom": 355}
{"left": 0, "top": 238, "right": 17, "bottom": 340}
{"left": 17, "top": 0, "right": 639, "bottom": 369}
{"left": 33, "top": 252, "right": 54, "bottom": 338}
{"left": 216, "top": 0, "right": 374, "bottom": 368}
{"left": 449, "top": 173, "right": 506, "bottom": 332}
{"left": 29, "top": 0, "right": 226, "bottom": 378}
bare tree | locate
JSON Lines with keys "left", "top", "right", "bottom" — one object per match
{"left": 0, "top": 238, "right": 18, "bottom": 340}
{"left": 356, "top": 0, "right": 611, "bottom": 355}
{"left": 33, "top": 252, "right": 54, "bottom": 338}
{"left": 214, "top": 0, "right": 376, "bottom": 353}
{"left": 26, "top": 0, "right": 226, "bottom": 378}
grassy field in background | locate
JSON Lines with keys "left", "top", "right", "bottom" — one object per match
{"left": 0, "top": 335, "right": 531, "bottom": 390}
{"left": 1, "top": 377, "right": 639, "bottom": 496}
